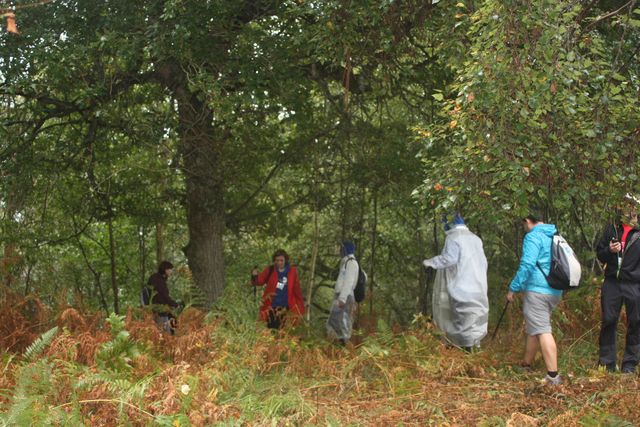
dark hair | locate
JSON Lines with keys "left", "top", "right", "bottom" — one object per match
{"left": 523, "top": 214, "right": 543, "bottom": 223}
{"left": 158, "top": 261, "right": 174, "bottom": 276}
{"left": 272, "top": 249, "right": 289, "bottom": 262}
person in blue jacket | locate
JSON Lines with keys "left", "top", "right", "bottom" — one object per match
{"left": 507, "top": 213, "right": 563, "bottom": 385}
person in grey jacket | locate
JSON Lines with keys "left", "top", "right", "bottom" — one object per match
{"left": 327, "top": 240, "right": 360, "bottom": 344}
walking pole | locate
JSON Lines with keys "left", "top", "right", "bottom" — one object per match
{"left": 424, "top": 266, "right": 434, "bottom": 320}
{"left": 252, "top": 266, "right": 258, "bottom": 303}
{"left": 491, "top": 300, "right": 510, "bottom": 340}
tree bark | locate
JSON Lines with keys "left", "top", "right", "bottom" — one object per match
{"left": 1, "top": 190, "right": 23, "bottom": 290}
{"left": 306, "top": 209, "right": 320, "bottom": 321}
{"left": 77, "top": 237, "right": 109, "bottom": 314}
{"left": 173, "top": 82, "right": 225, "bottom": 308}
{"left": 155, "top": 221, "right": 164, "bottom": 265}
{"left": 107, "top": 215, "right": 119, "bottom": 314}
{"left": 369, "top": 190, "right": 378, "bottom": 315}
{"left": 416, "top": 212, "right": 429, "bottom": 316}
{"left": 140, "top": 225, "right": 147, "bottom": 289}
{"left": 155, "top": 60, "right": 226, "bottom": 308}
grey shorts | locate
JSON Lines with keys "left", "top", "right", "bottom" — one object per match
{"left": 523, "top": 292, "right": 561, "bottom": 336}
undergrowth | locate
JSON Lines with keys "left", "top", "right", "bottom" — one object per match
{"left": 1, "top": 282, "right": 639, "bottom": 426}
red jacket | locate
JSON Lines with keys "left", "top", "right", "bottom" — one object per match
{"left": 252, "top": 264, "right": 305, "bottom": 322}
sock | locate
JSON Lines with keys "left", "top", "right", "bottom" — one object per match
{"left": 547, "top": 371, "right": 558, "bottom": 378}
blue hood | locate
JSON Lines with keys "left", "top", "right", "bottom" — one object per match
{"left": 341, "top": 241, "right": 356, "bottom": 257}
{"left": 509, "top": 222, "right": 562, "bottom": 296}
{"left": 532, "top": 223, "right": 557, "bottom": 237}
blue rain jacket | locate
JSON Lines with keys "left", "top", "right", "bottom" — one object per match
{"left": 509, "top": 224, "right": 562, "bottom": 296}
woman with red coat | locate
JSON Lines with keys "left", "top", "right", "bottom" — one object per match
{"left": 251, "top": 249, "right": 305, "bottom": 329}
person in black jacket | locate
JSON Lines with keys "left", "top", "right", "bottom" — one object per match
{"left": 145, "top": 260, "right": 179, "bottom": 334}
{"left": 595, "top": 201, "right": 640, "bottom": 373}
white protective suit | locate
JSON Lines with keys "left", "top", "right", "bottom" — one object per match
{"left": 326, "top": 255, "right": 359, "bottom": 341}
{"left": 423, "top": 224, "right": 489, "bottom": 347}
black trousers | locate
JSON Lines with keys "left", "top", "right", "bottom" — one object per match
{"left": 267, "top": 307, "right": 287, "bottom": 329}
{"left": 599, "top": 278, "right": 640, "bottom": 368}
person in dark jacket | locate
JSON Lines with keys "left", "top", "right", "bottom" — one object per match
{"left": 251, "top": 249, "right": 305, "bottom": 329}
{"left": 595, "top": 199, "right": 640, "bottom": 373}
{"left": 146, "top": 260, "right": 179, "bottom": 334}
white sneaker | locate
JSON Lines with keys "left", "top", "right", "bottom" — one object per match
{"left": 544, "top": 374, "right": 562, "bottom": 385}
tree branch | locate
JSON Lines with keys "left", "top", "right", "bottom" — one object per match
{"left": 581, "top": 0, "right": 636, "bottom": 34}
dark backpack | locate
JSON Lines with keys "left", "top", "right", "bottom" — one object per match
{"left": 347, "top": 259, "right": 367, "bottom": 303}
{"left": 537, "top": 233, "right": 582, "bottom": 291}
{"left": 140, "top": 287, "right": 152, "bottom": 306}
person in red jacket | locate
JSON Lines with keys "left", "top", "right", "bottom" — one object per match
{"left": 251, "top": 249, "right": 305, "bottom": 329}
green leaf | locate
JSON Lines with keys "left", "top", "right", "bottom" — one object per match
{"left": 611, "top": 73, "right": 627, "bottom": 82}
{"left": 24, "top": 327, "right": 59, "bottom": 361}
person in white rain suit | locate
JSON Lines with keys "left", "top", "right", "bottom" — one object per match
{"left": 327, "top": 240, "right": 360, "bottom": 345}
{"left": 423, "top": 213, "right": 489, "bottom": 350}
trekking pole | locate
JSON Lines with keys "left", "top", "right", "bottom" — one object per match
{"left": 491, "top": 300, "right": 510, "bottom": 341}
{"left": 252, "top": 266, "right": 258, "bottom": 303}
{"left": 423, "top": 265, "right": 434, "bottom": 319}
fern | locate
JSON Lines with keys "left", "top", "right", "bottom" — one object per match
{"left": 96, "top": 314, "right": 140, "bottom": 375}
{"left": 376, "top": 318, "right": 394, "bottom": 346}
{"left": 0, "top": 359, "right": 60, "bottom": 425}
{"left": 24, "top": 326, "right": 58, "bottom": 361}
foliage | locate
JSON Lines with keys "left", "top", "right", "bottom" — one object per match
{"left": 417, "top": 0, "right": 640, "bottom": 250}
{"left": 24, "top": 326, "right": 58, "bottom": 362}
{"left": 95, "top": 313, "right": 140, "bottom": 376}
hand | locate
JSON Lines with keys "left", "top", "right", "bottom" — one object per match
{"left": 422, "top": 260, "right": 432, "bottom": 269}
{"left": 337, "top": 300, "right": 345, "bottom": 309}
{"left": 609, "top": 241, "right": 622, "bottom": 253}
{"left": 506, "top": 291, "right": 516, "bottom": 303}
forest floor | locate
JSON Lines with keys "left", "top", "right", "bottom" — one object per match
{"left": 1, "top": 289, "right": 639, "bottom": 426}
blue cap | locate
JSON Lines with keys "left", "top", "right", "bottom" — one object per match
{"left": 453, "top": 212, "right": 465, "bottom": 225}
{"left": 341, "top": 241, "right": 356, "bottom": 257}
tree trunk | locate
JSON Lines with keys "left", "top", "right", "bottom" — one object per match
{"left": 306, "top": 209, "right": 320, "bottom": 321}
{"left": 1, "top": 190, "right": 23, "bottom": 290}
{"left": 107, "top": 215, "right": 119, "bottom": 314}
{"left": 1, "top": 244, "right": 19, "bottom": 289}
{"left": 174, "top": 85, "right": 226, "bottom": 308}
{"left": 415, "top": 212, "right": 429, "bottom": 316}
{"left": 369, "top": 190, "right": 378, "bottom": 315}
{"left": 77, "top": 237, "right": 109, "bottom": 314}
{"left": 140, "top": 225, "right": 147, "bottom": 288}
{"left": 155, "top": 221, "right": 164, "bottom": 266}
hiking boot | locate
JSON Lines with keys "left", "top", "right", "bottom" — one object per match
{"left": 544, "top": 374, "right": 562, "bottom": 386}
{"left": 621, "top": 364, "right": 637, "bottom": 375}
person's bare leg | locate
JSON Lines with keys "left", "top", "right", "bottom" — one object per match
{"left": 523, "top": 335, "right": 539, "bottom": 366}
{"left": 538, "top": 333, "right": 558, "bottom": 372}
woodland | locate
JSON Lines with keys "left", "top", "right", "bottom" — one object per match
{"left": 1, "top": 0, "right": 640, "bottom": 425}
